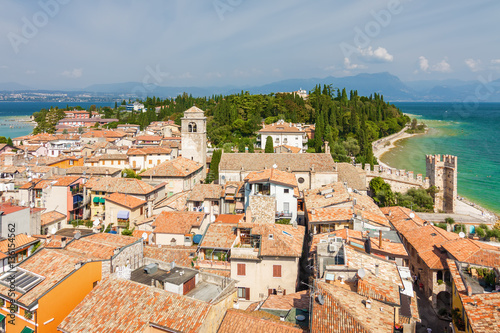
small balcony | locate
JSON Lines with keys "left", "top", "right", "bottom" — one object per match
{"left": 231, "top": 246, "right": 259, "bottom": 259}
{"left": 275, "top": 211, "right": 293, "bottom": 219}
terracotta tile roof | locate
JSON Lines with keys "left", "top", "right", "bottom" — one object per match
{"left": 356, "top": 274, "right": 401, "bottom": 306}
{"left": 64, "top": 233, "right": 141, "bottom": 259}
{"left": 0, "top": 234, "right": 38, "bottom": 253}
{"left": 403, "top": 225, "right": 460, "bottom": 269}
{"left": 97, "top": 153, "right": 128, "bottom": 160}
{"left": 143, "top": 245, "right": 196, "bottom": 267}
{"left": 311, "top": 281, "right": 395, "bottom": 333}
{"left": 41, "top": 211, "right": 67, "bottom": 226}
{"left": 0, "top": 203, "right": 28, "bottom": 215}
{"left": 152, "top": 211, "right": 204, "bottom": 234}
{"left": 218, "top": 309, "right": 304, "bottom": 333}
{"left": 303, "top": 183, "right": 350, "bottom": 209}
{"left": 261, "top": 290, "right": 310, "bottom": 310}
{"left": 359, "top": 209, "right": 391, "bottom": 228}
{"left": 0, "top": 248, "right": 95, "bottom": 306}
{"left": 81, "top": 130, "right": 127, "bottom": 138}
{"left": 244, "top": 168, "right": 298, "bottom": 188}
{"left": 141, "top": 157, "right": 203, "bottom": 177}
{"left": 58, "top": 277, "right": 213, "bottom": 333}
{"left": 136, "top": 135, "right": 163, "bottom": 141}
{"left": 381, "top": 206, "right": 425, "bottom": 232}
{"left": 127, "top": 147, "right": 172, "bottom": 155}
{"left": 310, "top": 229, "right": 408, "bottom": 259}
{"left": 223, "top": 181, "right": 245, "bottom": 198}
{"left": 219, "top": 153, "right": 336, "bottom": 173}
{"left": 154, "top": 191, "right": 190, "bottom": 211}
{"left": 53, "top": 175, "right": 81, "bottom": 186}
{"left": 275, "top": 145, "right": 302, "bottom": 153}
{"left": 214, "top": 214, "right": 245, "bottom": 224}
{"left": 441, "top": 238, "right": 500, "bottom": 267}
{"left": 199, "top": 223, "right": 237, "bottom": 249}
{"left": 258, "top": 121, "right": 305, "bottom": 133}
{"left": 85, "top": 177, "right": 157, "bottom": 195}
{"left": 104, "top": 193, "right": 147, "bottom": 209}
{"left": 187, "top": 184, "right": 223, "bottom": 202}
{"left": 447, "top": 260, "right": 500, "bottom": 333}
{"left": 336, "top": 162, "right": 367, "bottom": 191}
{"left": 308, "top": 207, "right": 353, "bottom": 223}
{"left": 244, "top": 224, "right": 305, "bottom": 258}
{"left": 345, "top": 245, "right": 403, "bottom": 287}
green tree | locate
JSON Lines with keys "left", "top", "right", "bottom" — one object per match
{"left": 265, "top": 136, "right": 274, "bottom": 153}
{"left": 121, "top": 169, "right": 141, "bottom": 179}
{"left": 206, "top": 149, "right": 222, "bottom": 184}
{"left": 6, "top": 137, "right": 13, "bottom": 146}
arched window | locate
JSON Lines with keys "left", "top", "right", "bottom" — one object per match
{"left": 188, "top": 122, "right": 197, "bottom": 133}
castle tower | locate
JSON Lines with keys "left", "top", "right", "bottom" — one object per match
{"left": 426, "top": 154, "right": 457, "bottom": 213}
{"left": 181, "top": 106, "right": 207, "bottom": 173}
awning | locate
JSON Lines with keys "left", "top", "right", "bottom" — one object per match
{"left": 117, "top": 210, "right": 130, "bottom": 220}
{"left": 21, "top": 327, "right": 35, "bottom": 333}
{"left": 99, "top": 197, "right": 105, "bottom": 204}
{"left": 93, "top": 197, "right": 100, "bottom": 203}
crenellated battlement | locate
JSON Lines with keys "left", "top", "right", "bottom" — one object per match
{"left": 426, "top": 154, "right": 457, "bottom": 169}
{"left": 355, "top": 164, "right": 430, "bottom": 190}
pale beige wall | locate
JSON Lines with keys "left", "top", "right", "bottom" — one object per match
{"left": 156, "top": 233, "right": 185, "bottom": 246}
{"left": 231, "top": 257, "right": 299, "bottom": 301}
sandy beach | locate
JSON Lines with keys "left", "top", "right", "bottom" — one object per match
{"left": 372, "top": 123, "right": 499, "bottom": 222}
{"left": 372, "top": 125, "right": 427, "bottom": 168}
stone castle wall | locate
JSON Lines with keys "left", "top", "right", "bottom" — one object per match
{"left": 355, "top": 163, "right": 430, "bottom": 193}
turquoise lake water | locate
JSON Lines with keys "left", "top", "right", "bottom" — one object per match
{"left": 383, "top": 102, "right": 500, "bottom": 214}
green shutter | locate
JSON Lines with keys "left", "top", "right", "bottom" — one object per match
{"left": 93, "top": 197, "right": 100, "bottom": 203}
{"left": 21, "top": 327, "right": 35, "bottom": 333}
{"left": 99, "top": 197, "right": 105, "bottom": 204}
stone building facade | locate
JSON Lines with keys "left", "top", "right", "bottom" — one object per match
{"left": 426, "top": 154, "right": 457, "bottom": 213}
{"left": 181, "top": 106, "right": 207, "bottom": 173}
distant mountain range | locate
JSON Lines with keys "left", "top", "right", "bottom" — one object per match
{"left": 2, "top": 72, "right": 500, "bottom": 102}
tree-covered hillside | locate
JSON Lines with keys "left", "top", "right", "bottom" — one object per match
{"left": 32, "top": 84, "right": 409, "bottom": 167}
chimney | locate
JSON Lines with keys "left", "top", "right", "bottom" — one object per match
{"left": 61, "top": 236, "right": 67, "bottom": 248}
{"left": 467, "top": 285, "right": 472, "bottom": 296}
{"left": 375, "top": 264, "right": 379, "bottom": 276}
{"left": 310, "top": 208, "right": 315, "bottom": 215}
{"left": 365, "top": 298, "right": 372, "bottom": 309}
{"left": 394, "top": 306, "right": 399, "bottom": 325}
{"left": 346, "top": 228, "right": 349, "bottom": 244}
{"left": 379, "top": 230, "right": 383, "bottom": 249}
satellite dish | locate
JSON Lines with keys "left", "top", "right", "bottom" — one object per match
{"left": 30, "top": 202, "right": 35, "bottom": 208}
{"left": 357, "top": 268, "right": 366, "bottom": 279}
{"left": 272, "top": 164, "right": 278, "bottom": 169}
{"left": 459, "top": 232, "right": 465, "bottom": 238}
{"left": 50, "top": 226, "right": 57, "bottom": 235}
{"left": 409, "top": 212, "right": 415, "bottom": 219}
{"left": 317, "top": 294, "right": 325, "bottom": 305}
{"left": 211, "top": 215, "right": 216, "bottom": 222}
{"left": 74, "top": 231, "right": 81, "bottom": 239}
{"left": 142, "top": 232, "right": 148, "bottom": 240}
{"left": 20, "top": 201, "right": 25, "bottom": 206}
{"left": 93, "top": 219, "right": 100, "bottom": 226}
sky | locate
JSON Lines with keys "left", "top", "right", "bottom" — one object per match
{"left": 1, "top": 0, "right": 499, "bottom": 90}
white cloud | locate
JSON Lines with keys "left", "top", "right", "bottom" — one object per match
{"left": 491, "top": 59, "right": 500, "bottom": 64}
{"left": 178, "top": 72, "right": 193, "bottom": 79}
{"left": 25, "top": 70, "right": 36, "bottom": 75}
{"left": 344, "top": 57, "right": 366, "bottom": 70}
{"left": 418, "top": 56, "right": 429, "bottom": 72}
{"left": 61, "top": 68, "right": 83, "bottom": 78}
{"left": 432, "top": 58, "right": 452, "bottom": 73}
{"left": 358, "top": 46, "right": 394, "bottom": 62}
{"left": 465, "top": 58, "right": 481, "bottom": 72}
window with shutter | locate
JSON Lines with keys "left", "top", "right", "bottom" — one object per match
{"left": 273, "top": 265, "right": 282, "bottom": 278}
{"left": 245, "top": 287, "right": 250, "bottom": 300}
{"left": 237, "top": 263, "right": 246, "bottom": 276}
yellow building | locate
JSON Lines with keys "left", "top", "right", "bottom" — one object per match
{"left": 0, "top": 249, "right": 101, "bottom": 333}
{"left": 47, "top": 157, "right": 84, "bottom": 169}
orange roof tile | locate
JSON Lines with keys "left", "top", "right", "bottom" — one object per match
{"left": 187, "top": 184, "right": 223, "bottom": 201}
{"left": 0, "top": 234, "right": 38, "bottom": 253}
{"left": 244, "top": 168, "right": 298, "bottom": 188}
{"left": 127, "top": 147, "right": 172, "bottom": 155}
{"left": 152, "top": 211, "right": 204, "bottom": 234}
{"left": 143, "top": 245, "right": 196, "bottom": 267}
{"left": 261, "top": 290, "right": 310, "bottom": 310}
{"left": 85, "top": 177, "right": 157, "bottom": 195}
{"left": 41, "top": 211, "right": 66, "bottom": 226}
{"left": 58, "top": 277, "right": 213, "bottom": 333}
{"left": 218, "top": 309, "right": 304, "bottom": 333}
{"left": 214, "top": 214, "right": 245, "bottom": 224}
{"left": 308, "top": 207, "right": 353, "bottom": 223}
{"left": 199, "top": 223, "right": 237, "bottom": 249}
{"left": 141, "top": 157, "right": 203, "bottom": 178}
{"left": 104, "top": 193, "right": 147, "bottom": 209}
{"left": 64, "top": 233, "right": 141, "bottom": 259}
